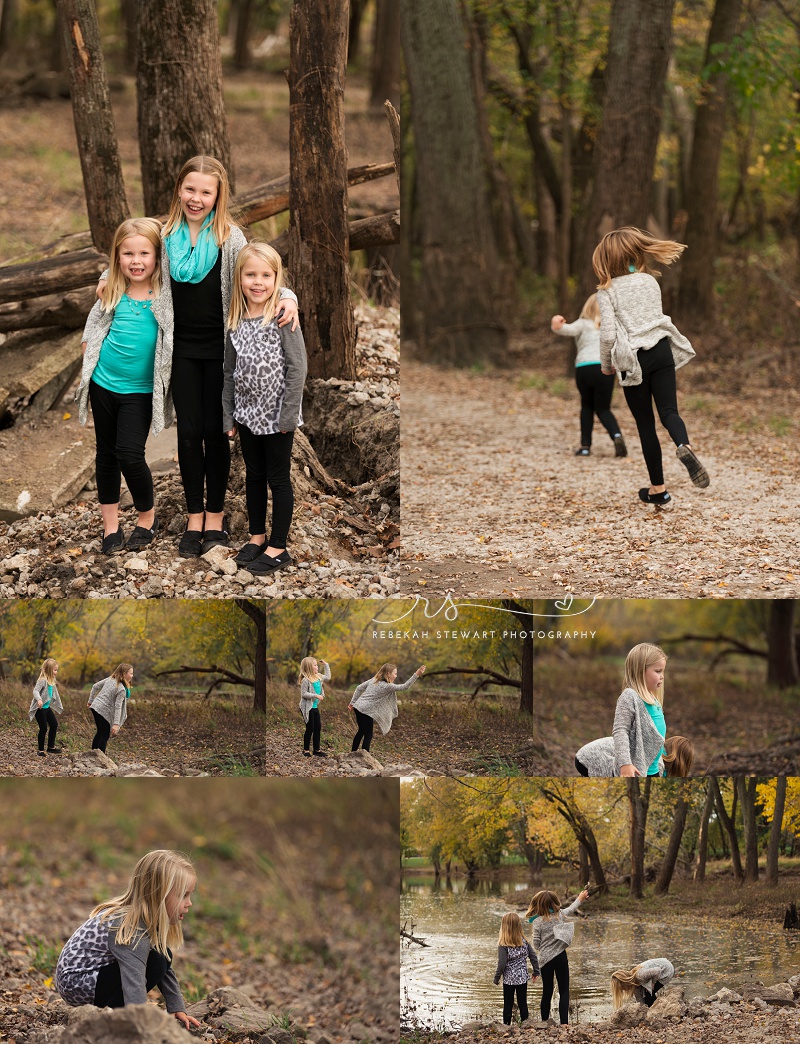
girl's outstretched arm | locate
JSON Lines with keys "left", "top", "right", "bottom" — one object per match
{"left": 389, "top": 666, "right": 426, "bottom": 691}
{"left": 174, "top": 1010, "right": 201, "bottom": 1030}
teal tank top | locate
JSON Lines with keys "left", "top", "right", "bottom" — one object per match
{"left": 92, "top": 295, "right": 158, "bottom": 394}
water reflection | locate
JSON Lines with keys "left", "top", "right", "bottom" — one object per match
{"left": 401, "top": 876, "right": 800, "bottom": 1029}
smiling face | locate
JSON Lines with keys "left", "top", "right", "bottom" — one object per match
{"left": 179, "top": 171, "right": 219, "bottom": 227}
{"left": 644, "top": 657, "right": 666, "bottom": 694}
{"left": 166, "top": 875, "right": 195, "bottom": 925}
{"left": 241, "top": 259, "right": 277, "bottom": 313}
{"left": 118, "top": 236, "right": 157, "bottom": 287}
{"left": 124, "top": 667, "right": 134, "bottom": 684}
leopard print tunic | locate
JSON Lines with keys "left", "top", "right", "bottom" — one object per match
{"left": 55, "top": 915, "right": 118, "bottom": 1005}
{"left": 230, "top": 317, "right": 301, "bottom": 435}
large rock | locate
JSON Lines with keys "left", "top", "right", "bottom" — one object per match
{"left": 186, "top": 986, "right": 280, "bottom": 1034}
{"left": 706, "top": 987, "right": 742, "bottom": 1004}
{"left": 335, "top": 750, "right": 384, "bottom": 774}
{"left": 37, "top": 1004, "right": 189, "bottom": 1043}
{"left": 69, "top": 749, "right": 118, "bottom": 775}
{"left": 116, "top": 763, "right": 164, "bottom": 777}
{"left": 759, "top": 983, "right": 797, "bottom": 1006}
{"left": 603, "top": 1001, "right": 648, "bottom": 1029}
{"left": 647, "top": 985, "right": 684, "bottom": 1019}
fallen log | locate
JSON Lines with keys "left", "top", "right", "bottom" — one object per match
{"left": 272, "top": 209, "right": 400, "bottom": 262}
{"left": 0, "top": 247, "right": 108, "bottom": 305}
{"left": 0, "top": 287, "right": 95, "bottom": 333}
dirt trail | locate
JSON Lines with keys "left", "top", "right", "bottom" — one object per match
{"left": 401, "top": 362, "right": 800, "bottom": 599}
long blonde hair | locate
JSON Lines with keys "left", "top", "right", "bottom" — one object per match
{"left": 111, "top": 663, "right": 134, "bottom": 690}
{"left": 525, "top": 889, "right": 562, "bottom": 922}
{"left": 38, "top": 658, "right": 58, "bottom": 685}
{"left": 162, "top": 155, "right": 235, "bottom": 246}
{"left": 662, "top": 735, "right": 693, "bottom": 776}
{"left": 227, "top": 242, "right": 284, "bottom": 330}
{"left": 592, "top": 227, "right": 686, "bottom": 290}
{"left": 92, "top": 850, "right": 196, "bottom": 954}
{"left": 373, "top": 663, "right": 397, "bottom": 683}
{"left": 298, "top": 657, "right": 324, "bottom": 694}
{"left": 610, "top": 966, "right": 642, "bottom": 1008}
{"left": 100, "top": 218, "right": 162, "bottom": 313}
{"left": 579, "top": 293, "right": 601, "bottom": 328}
{"left": 498, "top": 912, "right": 526, "bottom": 947}
{"left": 623, "top": 643, "right": 667, "bottom": 707}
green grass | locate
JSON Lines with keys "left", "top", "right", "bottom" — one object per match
{"left": 517, "top": 372, "right": 548, "bottom": 390}
{"left": 767, "top": 413, "right": 793, "bottom": 437}
{"left": 25, "top": 935, "right": 62, "bottom": 976}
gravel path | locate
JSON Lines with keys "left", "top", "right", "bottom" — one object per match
{"left": 401, "top": 361, "right": 800, "bottom": 599}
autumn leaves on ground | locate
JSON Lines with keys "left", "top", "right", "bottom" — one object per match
{"left": 0, "top": 780, "right": 399, "bottom": 1044}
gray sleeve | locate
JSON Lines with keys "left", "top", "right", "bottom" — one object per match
{"left": 113, "top": 686, "right": 126, "bottom": 726}
{"left": 597, "top": 290, "right": 615, "bottom": 370}
{"left": 390, "top": 674, "right": 419, "bottom": 692}
{"left": 319, "top": 664, "right": 331, "bottom": 682}
{"left": 493, "top": 946, "right": 507, "bottom": 984}
{"left": 81, "top": 299, "right": 106, "bottom": 344}
{"left": 531, "top": 920, "right": 541, "bottom": 952}
{"left": 351, "top": 681, "right": 369, "bottom": 703}
{"left": 278, "top": 286, "right": 298, "bottom": 304}
{"left": 108, "top": 927, "right": 149, "bottom": 1006}
{"left": 612, "top": 691, "right": 635, "bottom": 770}
{"left": 554, "top": 319, "right": 584, "bottom": 338}
{"left": 157, "top": 965, "right": 187, "bottom": 1013}
{"left": 300, "top": 678, "right": 312, "bottom": 698}
{"left": 526, "top": 941, "right": 540, "bottom": 976}
{"left": 278, "top": 324, "right": 307, "bottom": 431}
{"left": 222, "top": 331, "right": 237, "bottom": 432}
{"left": 88, "top": 679, "right": 103, "bottom": 704}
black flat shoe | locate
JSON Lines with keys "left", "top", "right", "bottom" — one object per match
{"left": 47, "top": 747, "right": 62, "bottom": 755}
{"left": 37, "top": 751, "right": 46, "bottom": 757}
{"left": 613, "top": 434, "right": 628, "bottom": 458}
{"left": 178, "top": 529, "right": 204, "bottom": 557}
{"left": 201, "top": 528, "right": 230, "bottom": 554}
{"left": 312, "top": 750, "right": 328, "bottom": 758}
{"left": 302, "top": 750, "right": 311, "bottom": 757}
{"left": 574, "top": 447, "right": 591, "bottom": 456}
{"left": 101, "top": 528, "right": 125, "bottom": 555}
{"left": 676, "top": 445, "right": 710, "bottom": 488}
{"left": 234, "top": 542, "right": 266, "bottom": 565}
{"left": 126, "top": 516, "right": 159, "bottom": 551}
{"left": 248, "top": 550, "right": 293, "bottom": 575}
{"left": 639, "top": 488, "right": 671, "bottom": 505}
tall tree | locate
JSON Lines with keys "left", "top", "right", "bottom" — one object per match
{"left": 402, "top": 0, "right": 508, "bottom": 366}
{"left": 370, "top": 0, "right": 400, "bottom": 109}
{"left": 0, "top": 0, "right": 18, "bottom": 60}
{"left": 575, "top": 0, "right": 676, "bottom": 305}
{"left": 736, "top": 775, "right": 760, "bottom": 882}
{"left": 765, "top": 775, "right": 787, "bottom": 886}
{"left": 288, "top": 0, "right": 357, "bottom": 380}
{"left": 136, "top": 0, "right": 233, "bottom": 215}
{"left": 56, "top": 0, "right": 130, "bottom": 254}
{"left": 538, "top": 782, "right": 608, "bottom": 893}
{"left": 693, "top": 778, "right": 715, "bottom": 883}
{"left": 627, "top": 776, "right": 651, "bottom": 898}
{"left": 654, "top": 781, "right": 689, "bottom": 896}
{"left": 677, "top": 0, "right": 744, "bottom": 321}
{"left": 710, "top": 776, "right": 743, "bottom": 882}
{"left": 503, "top": 600, "right": 533, "bottom": 715}
{"left": 767, "top": 600, "right": 799, "bottom": 688}
{"left": 235, "top": 599, "right": 267, "bottom": 714}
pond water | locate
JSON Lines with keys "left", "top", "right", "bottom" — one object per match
{"left": 400, "top": 875, "right": 800, "bottom": 1029}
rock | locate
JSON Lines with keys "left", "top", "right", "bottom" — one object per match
{"left": 55, "top": 1003, "right": 189, "bottom": 1042}
{"left": 202, "top": 545, "right": 234, "bottom": 569}
{"left": 124, "top": 557, "right": 149, "bottom": 572}
{"left": 187, "top": 986, "right": 280, "bottom": 1035}
{"left": 604, "top": 1001, "right": 648, "bottom": 1028}
{"left": 116, "top": 763, "right": 164, "bottom": 777}
{"left": 760, "top": 983, "right": 797, "bottom": 1005}
{"left": 70, "top": 749, "right": 118, "bottom": 775}
{"left": 348, "top": 1022, "right": 372, "bottom": 1041}
{"left": 265, "top": 1030, "right": 296, "bottom": 1044}
{"left": 140, "top": 576, "right": 163, "bottom": 597}
{"left": 707, "top": 987, "right": 742, "bottom": 1004}
{"left": 789, "top": 974, "right": 800, "bottom": 996}
{"left": 336, "top": 749, "right": 384, "bottom": 774}
{"left": 647, "top": 985, "right": 684, "bottom": 1018}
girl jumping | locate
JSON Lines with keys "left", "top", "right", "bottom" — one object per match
{"left": 56, "top": 849, "right": 201, "bottom": 1031}
{"left": 593, "top": 226, "right": 709, "bottom": 504}
{"left": 87, "top": 664, "right": 133, "bottom": 754}
{"left": 527, "top": 888, "right": 590, "bottom": 1025}
{"left": 299, "top": 656, "right": 331, "bottom": 757}
{"left": 223, "top": 242, "right": 307, "bottom": 575}
{"left": 611, "top": 958, "right": 675, "bottom": 1009}
{"left": 493, "top": 912, "right": 539, "bottom": 1025}
{"left": 550, "top": 295, "right": 626, "bottom": 458}
{"left": 28, "top": 658, "right": 63, "bottom": 757}
{"left": 78, "top": 218, "right": 172, "bottom": 555}
{"left": 349, "top": 664, "right": 426, "bottom": 753}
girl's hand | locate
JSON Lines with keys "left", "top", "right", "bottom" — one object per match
{"left": 619, "top": 764, "right": 640, "bottom": 777}
{"left": 81, "top": 341, "right": 88, "bottom": 356}
{"left": 601, "top": 367, "right": 615, "bottom": 376}
{"left": 226, "top": 427, "right": 236, "bottom": 437}
{"left": 36, "top": 700, "right": 43, "bottom": 707}
{"left": 551, "top": 315, "right": 565, "bottom": 331}
{"left": 276, "top": 298, "right": 299, "bottom": 331}
{"left": 174, "top": 1011, "right": 202, "bottom": 1030}
{"left": 111, "top": 725, "right": 120, "bottom": 737}
{"left": 578, "top": 889, "right": 590, "bottom": 902}
{"left": 96, "top": 278, "right": 107, "bottom": 300}
{"left": 416, "top": 665, "right": 426, "bottom": 676}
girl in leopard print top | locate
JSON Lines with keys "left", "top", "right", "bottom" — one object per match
{"left": 223, "top": 243, "right": 307, "bottom": 578}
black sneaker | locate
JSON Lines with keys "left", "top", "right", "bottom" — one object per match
{"left": 312, "top": 750, "right": 328, "bottom": 758}
{"left": 249, "top": 550, "right": 293, "bottom": 575}
{"left": 201, "top": 527, "right": 230, "bottom": 554}
{"left": 101, "top": 528, "right": 125, "bottom": 555}
{"left": 47, "top": 747, "right": 62, "bottom": 755}
{"left": 126, "top": 516, "right": 159, "bottom": 551}
{"left": 178, "top": 529, "right": 204, "bottom": 557}
{"left": 302, "top": 750, "right": 311, "bottom": 757}
{"left": 639, "top": 488, "right": 672, "bottom": 505}
{"left": 613, "top": 433, "right": 628, "bottom": 458}
{"left": 574, "top": 447, "right": 591, "bottom": 456}
{"left": 37, "top": 750, "right": 46, "bottom": 757}
{"left": 234, "top": 542, "right": 266, "bottom": 565}
{"left": 676, "top": 445, "right": 710, "bottom": 488}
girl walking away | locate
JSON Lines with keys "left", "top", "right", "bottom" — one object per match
{"left": 550, "top": 296, "right": 627, "bottom": 458}
{"left": 493, "top": 912, "right": 540, "bottom": 1025}
{"left": 87, "top": 664, "right": 133, "bottom": 754}
{"left": 610, "top": 643, "right": 669, "bottom": 778}
{"left": 574, "top": 734, "right": 694, "bottom": 778}
{"left": 593, "top": 227, "right": 709, "bottom": 505}
{"left": 611, "top": 959, "right": 675, "bottom": 1009}
{"left": 28, "top": 658, "right": 63, "bottom": 757}
{"left": 349, "top": 664, "right": 426, "bottom": 753}
{"left": 223, "top": 243, "right": 308, "bottom": 575}
{"left": 527, "top": 888, "right": 590, "bottom": 1025}
{"left": 299, "top": 656, "right": 331, "bottom": 757}
{"left": 56, "top": 850, "right": 201, "bottom": 1031}
{"left": 78, "top": 218, "right": 172, "bottom": 555}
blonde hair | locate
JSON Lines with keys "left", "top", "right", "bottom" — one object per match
{"left": 579, "top": 293, "right": 601, "bottom": 328}
{"left": 498, "top": 912, "right": 526, "bottom": 947}
{"left": 623, "top": 643, "right": 667, "bottom": 707}
{"left": 227, "top": 242, "right": 284, "bottom": 330}
{"left": 592, "top": 227, "right": 686, "bottom": 290}
{"left": 162, "top": 155, "right": 235, "bottom": 246}
{"left": 111, "top": 663, "right": 134, "bottom": 689}
{"left": 38, "top": 659, "right": 58, "bottom": 685}
{"left": 611, "top": 966, "right": 642, "bottom": 1008}
{"left": 92, "top": 850, "right": 196, "bottom": 954}
{"left": 373, "top": 663, "right": 397, "bottom": 683}
{"left": 298, "top": 657, "right": 324, "bottom": 694}
{"left": 525, "top": 889, "right": 561, "bottom": 922}
{"left": 100, "top": 218, "right": 162, "bottom": 313}
{"left": 662, "top": 735, "right": 694, "bottom": 777}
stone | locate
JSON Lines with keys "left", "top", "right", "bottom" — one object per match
{"left": 760, "top": 983, "right": 796, "bottom": 1005}
{"left": 201, "top": 545, "right": 234, "bottom": 569}
{"left": 706, "top": 987, "right": 742, "bottom": 1004}
{"left": 187, "top": 986, "right": 280, "bottom": 1035}
{"left": 124, "top": 557, "right": 149, "bottom": 572}
{"left": 116, "top": 763, "right": 164, "bottom": 777}
{"left": 55, "top": 1003, "right": 189, "bottom": 1042}
{"left": 348, "top": 1022, "right": 372, "bottom": 1041}
{"left": 337, "top": 749, "right": 384, "bottom": 773}
{"left": 647, "top": 985, "right": 684, "bottom": 1019}
{"left": 604, "top": 1001, "right": 648, "bottom": 1029}
{"left": 70, "top": 749, "right": 118, "bottom": 775}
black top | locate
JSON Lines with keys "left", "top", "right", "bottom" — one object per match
{"left": 171, "top": 249, "right": 225, "bottom": 360}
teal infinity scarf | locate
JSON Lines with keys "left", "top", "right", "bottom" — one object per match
{"left": 165, "top": 212, "right": 219, "bottom": 283}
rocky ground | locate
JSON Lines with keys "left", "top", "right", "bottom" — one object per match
{"left": 0, "top": 309, "right": 400, "bottom": 600}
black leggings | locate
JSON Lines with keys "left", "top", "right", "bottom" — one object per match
{"left": 622, "top": 338, "right": 689, "bottom": 487}
{"left": 642, "top": 980, "right": 664, "bottom": 1007}
{"left": 574, "top": 755, "right": 588, "bottom": 777}
{"left": 574, "top": 364, "right": 620, "bottom": 447}
{"left": 303, "top": 707, "right": 322, "bottom": 752}
{"left": 503, "top": 983, "right": 528, "bottom": 1024}
{"left": 89, "top": 380, "right": 154, "bottom": 510}
{"left": 34, "top": 708, "right": 58, "bottom": 751}
{"left": 540, "top": 950, "right": 570, "bottom": 1024}
{"left": 93, "top": 948, "right": 171, "bottom": 1008}
{"left": 91, "top": 709, "right": 112, "bottom": 753}
{"left": 171, "top": 356, "right": 230, "bottom": 515}
{"left": 237, "top": 425, "right": 295, "bottom": 547}
{"left": 351, "top": 708, "right": 375, "bottom": 752}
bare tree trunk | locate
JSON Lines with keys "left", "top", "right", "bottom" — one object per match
{"left": 578, "top": 842, "right": 590, "bottom": 886}
{"left": 766, "top": 776, "right": 787, "bottom": 886}
{"left": 503, "top": 600, "right": 533, "bottom": 715}
{"left": 370, "top": 0, "right": 400, "bottom": 109}
{"left": 56, "top": 0, "right": 130, "bottom": 254}
{"left": 120, "top": 0, "right": 138, "bottom": 73}
{"left": 736, "top": 775, "right": 760, "bottom": 882}
{"left": 136, "top": 0, "right": 233, "bottom": 215}
{"left": 233, "top": 0, "right": 255, "bottom": 68}
{"left": 0, "top": 0, "right": 18, "bottom": 60}
{"left": 288, "top": 0, "right": 356, "bottom": 380}
{"left": 235, "top": 599, "right": 267, "bottom": 714}
{"left": 348, "top": 0, "right": 368, "bottom": 64}
{"left": 654, "top": 782, "right": 689, "bottom": 896}
{"left": 767, "top": 600, "right": 799, "bottom": 688}
{"left": 677, "top": 0, "right": 743, "bottom": 321}
{"left": 627, "top": 776, "right": 651, "bottom": 898}
{"left": 693, "top": 778, "right": 715, "bottom": 883}
{"left": 710, "top": 776, "right": 743, "bottom": 882}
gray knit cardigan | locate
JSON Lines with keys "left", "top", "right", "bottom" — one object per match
{"left": 88, "top": 676, "right": 129, "bottom": 728}
{"left": 574, "top": 736, "right": 617, "bottom": 777}
{"left": 597, "top": 273, "right": 695, "bottom": 386}
{"left": 633, "top": 958, "right": 675, "bottom": 1001}
{"left": 349, "top": 674, "right": 420, "bottom": 736}
{"left": 299, "top": 663, "right": 331, "bottom": 723}
{"left": 28, "top": 677, "right": 64, "bottom": 721}
{"left": 612, "top": 689, "right": 665, "bottom": 777}
{"left": 530, "top": 896, "right": 583, "bottom": 968}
